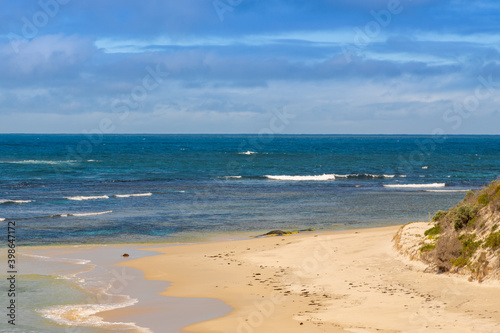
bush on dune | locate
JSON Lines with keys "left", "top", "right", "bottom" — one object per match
{"left": 424, "top": 177, "right": 500, "bottom": 279}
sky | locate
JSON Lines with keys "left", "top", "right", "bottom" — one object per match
{"left": 0, "top": 0, "right": 499, "bottom": 134}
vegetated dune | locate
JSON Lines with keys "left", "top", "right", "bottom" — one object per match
{"left": 394, "top": 177, "right": 500, "bottom": 282}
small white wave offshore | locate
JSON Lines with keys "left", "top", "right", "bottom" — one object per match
{"left": 265, "top": 174, "right": 336, "bottom": 181}
{"left": 3, "top": 160, "right": 78, "bottom": 165}
{"left": 239, "top": 151, "right": 257, "bottom": 155}
{"left": 66, "top": 195, "right": 109, "bottom": 201}
{"left": 113, "top": 193, "right": 152, "bottom": 198}
{"left": 425, "top": 189, "right": 470, "bottom": 193}
{"left": 383, "top": 183, "right": 446, "bottom": 188}
{"left": 335, "top": 174, "right": 395, "bottom": 179}
{"left": 69, "top": 211, "right": 113, "bottom": 217}
{"left": 0, "top": 199, "right": 33, "bottom": 204}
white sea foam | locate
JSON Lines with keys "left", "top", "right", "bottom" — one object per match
{"left": 239, "top": 151, "right": 257, "bottom": 155}
{"left": 0, "top": 199, "right": 33, "bottom": 204}
{"left": 113, "top": 193, "right": 152, "bottom": 198}
{"left": 0, "top": 218, "right": 5, "bottom": 222}
{"left": 422, "top": 166, "right": 428, "bottom": 169}
{"left": 425, "top": 189, "right": 470, "bottom": 193}
{"left": 39, "top": 299, "right": 152, "bottom": 333}
{"left": 383, "top": 183, "right": 446, "bottom": 188}
{"left": 69, "top": 211, "right": 113, "bottom": 217}
{"left": 224, "top": 176, "right": 242, "bottom": 179}
{"left": 4, "top": 160, "right": 78, "bottom": 165}
{"left": 49, "top": 213, "right": 69, "bottom": 218}
{"left": 19, "top": 253, "right": 92, "bottom": 265}
{"left": 266, "top": 174, "right": 336, "bottom": 181}
{"left": 66, "top": 195, "right": 109, "bottom": 201}
{"left": 333, "top": 174, "right": 395, "bottom": 179}
{"left": 399, "top": 175, "right": 407, "bottom": 178}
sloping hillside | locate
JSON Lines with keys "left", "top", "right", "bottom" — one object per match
{"left": 394, "top": 178, "right": 500, "bottom": 282}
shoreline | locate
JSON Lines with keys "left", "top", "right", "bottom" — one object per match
{"left": 14, "top": 243, "right": 231, "bottom": 332}
{"left": 13, "top": 225, "right": 500, "bottom": 332}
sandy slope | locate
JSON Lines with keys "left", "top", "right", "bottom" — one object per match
{"left": 104, "top": 226, "right": 500, "bottom": 333}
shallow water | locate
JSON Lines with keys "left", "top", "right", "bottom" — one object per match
{"left": 0, "top": 246, "right": 231, "bottom": 333}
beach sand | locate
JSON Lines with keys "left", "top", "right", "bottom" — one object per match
{"left": 95, "top": 226, "right": 500, "bottom": 333}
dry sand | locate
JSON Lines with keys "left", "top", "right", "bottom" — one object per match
{"left": 99, "top": 226, "right": 500, "bottom": 333}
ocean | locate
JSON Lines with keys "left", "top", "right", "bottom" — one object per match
{"left": 1, "top": 134, "right": 500, "bottom": 246}
{"left": 1, "top": 134, "right": 500, "bottom": 332}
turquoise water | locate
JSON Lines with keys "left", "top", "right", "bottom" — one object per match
{"left": 1, "top": 134, "right": 500, "bottom": 246}
{"left": 0, "top": 273, "right": 102, "bottom": 333}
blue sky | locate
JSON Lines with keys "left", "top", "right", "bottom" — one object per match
{"left": 1, "top": 0, "right": 499, "bottom": 134}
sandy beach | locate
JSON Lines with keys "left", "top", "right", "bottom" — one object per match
{"left": 92, "top": 226, "right": 500, "bottom": 333}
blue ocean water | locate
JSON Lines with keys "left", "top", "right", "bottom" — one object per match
{"left": 1, "top": 134, "right": 500, "bottom": 246}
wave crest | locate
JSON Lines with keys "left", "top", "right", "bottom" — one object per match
{"left": 113, "top": 193, "right": 152, "bottom": 198}
{"left": 383, "top": 183, "right": 446, "bottom": 188}
{"left": 0, "top": 199, "right": 33, "bottom": 204}
{"left": 266, "top": 174, "right": 336, "bottom": 181}
{"left": 3, "top": 160, "right": 78, "bottom": 165}
{"left": 66, "top": 196, "right": 109, "bottom": 201}
{"left": 335, "top": 174, "right": 395, "bottom": 179}
{"left": 69, "top": 211, "right": 113, "bottom": 217}
{"left": 425, "top": 189, "right": 469, "bottom": 192}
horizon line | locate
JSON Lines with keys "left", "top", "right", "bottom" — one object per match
{"left": 1, "top": 133, "right": 500, "bottom": 136}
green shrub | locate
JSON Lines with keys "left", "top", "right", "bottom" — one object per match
{"left": 484, "top": 232, "right": 500, "bottom": 249}
{"left": 492, "top": 224, "right": 499, "bottom": 232}
{"left": 453, "top": 256, "right": 469, "bottom": 267}
{"left": 477, "top": 193, "right": 492, "bottom": 206}
{"left": 452, "top": 234, "right": 482, "bottom": 267}
{"left": 420, "top": 244, "right": 436, "bottom": 252}
{"left": 462, "top": 190, "right": 476, "bottom": 203}
{"left": 453, "top": 204, "right": 479, "bottom": 230}
{"left": 424, "top": 224, "right": 441, "bottom": 236}
{"left": 432, "top": 210, "right": 448, "bottom": 222}
{"left": 459, "top": 234, "right": 482, "bottom": 257}
{"left": 467, "top": 216, "right": 478, "bottom": 228}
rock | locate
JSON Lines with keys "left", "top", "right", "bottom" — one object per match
{"left": 264, "top": 230, "right": 290, "bottom": 236}
{"left": 122, "top": 253, "right": 130, "bottom": 257}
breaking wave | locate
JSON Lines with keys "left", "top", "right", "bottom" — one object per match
{"left": 113, "top": 193, "right": 152, "bottom": 198}
{"left": 383, "top": 183, "right": 446, "bottom": 188}
{"left": 66, "top": 196, "right": 109, "bottom": 201}
{"left": 0, "top": 199, "right": 33, "bottom": 204}
{"left": 265, "top": 174, "right": 337, "bottom": 181}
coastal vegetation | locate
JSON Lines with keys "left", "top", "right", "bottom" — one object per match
{"left": 420, "top": 178, "right": 500, "bottom": 281}
{"left": 395, "top": 178, "right": 500, "bottom": 282}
